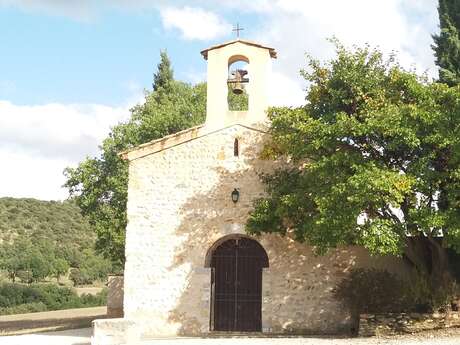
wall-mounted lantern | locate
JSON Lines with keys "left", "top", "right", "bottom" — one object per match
{"left": 231, "top": 188, "right": 240, "bottom": 203}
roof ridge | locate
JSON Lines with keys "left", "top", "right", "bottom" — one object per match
{"left": 201, "top": 39, "right": 277, "bottom": 60}
{"left": 120, "top": 123, "right": 269, "bottom": 161}
{"left": 119, "top": 124, "right": 205, "bottom": 157}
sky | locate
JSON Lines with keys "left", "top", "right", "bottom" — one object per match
{"left": 0, "top": 0, "right": 440, "bottom": 201}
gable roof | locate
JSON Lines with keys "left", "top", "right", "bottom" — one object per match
{"left": 119, "top": 123, "right": 268, "bottom": 162}
{"left": 200, "top": 39, "right": 277, "bottom": 60}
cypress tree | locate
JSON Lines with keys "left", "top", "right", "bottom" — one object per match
{"left": 432, "top": 0, "right": 460, "bottom": 86}
{"left": 153, "top": 50, "right": 174, "bottom": 91}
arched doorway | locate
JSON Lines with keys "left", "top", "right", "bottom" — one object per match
{"left": 209, "top": 236, "right": 269, "bottom": 332}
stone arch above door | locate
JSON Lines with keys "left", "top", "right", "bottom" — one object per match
{"left": 204, "top": 234, "right": 268, "bottom": 268}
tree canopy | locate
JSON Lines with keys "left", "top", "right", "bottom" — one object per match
{"left": 64, "top": 52, "right": 207, "bottom": 265}
{"left": 432, "top": 0, "right": 460, "bottom": 86}
{"left": 247, "top": 42, "right": 460, "bottom": 295}
{"left": 0, "top": 197, "right": 110, "bottom": 283}
{"left": 153, "top": 51, "right": 174, "bottom": 91}
{"left": 65, "top": 51, "right": 251, "bottom": 265}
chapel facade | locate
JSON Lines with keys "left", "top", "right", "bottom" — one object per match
{"left": 92, "top": 39, "right": 406, "bottom": 345}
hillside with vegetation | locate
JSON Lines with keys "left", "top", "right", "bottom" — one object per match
{"left": 0, "top": 197, "right": 94, "bottom": 250}
{"left": 0, "top": 197, "right": 112, "bottom": 285}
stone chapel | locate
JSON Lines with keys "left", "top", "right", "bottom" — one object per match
{"left": 92, "top": 39, "right": 406, "bottom": 345}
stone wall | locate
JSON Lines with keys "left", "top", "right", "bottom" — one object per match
{"left": 359, "top": 312, "right": 460, "bottom": 336}
{"left": 107, "top": 275, "right": 124, "bottom": 318}
{"left": 122, "top": 124, "right": 409, "bottom": 337}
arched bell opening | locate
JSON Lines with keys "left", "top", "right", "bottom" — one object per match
{"left": 206, "top": 235, "right": 268, "bottom": 332}
{"left": 227, "top": 55, "right": 249, "bottom": 111}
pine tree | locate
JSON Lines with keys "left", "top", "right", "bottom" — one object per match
{"left": 153, "top": 50, "right": 174, "bottom": 91}
{"left": 432, "top": 0, "right": 460, "bottom": 86}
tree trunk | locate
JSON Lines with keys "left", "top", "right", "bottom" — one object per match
{"left": 427, "top": 237, "right": 451, "bottom": 289}
{"left": 404, "top": 236, "right": 453, "bottom": 310}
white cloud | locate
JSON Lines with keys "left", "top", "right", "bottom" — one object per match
{"left": 0, "top": 0, "right": 442, "bottom": 200}
{"left": 0, "top": 148, "right": 72, "bottom": 200}
{"left": 268, "top": 71, "right": 305, "bottom": 107}
{"left": 160, "top": 6, "right": 231, "bottom": 41}
{"left": 0, "top": 0, "right": 439, "bottom": 82}
{"left": 0, "top": 100, "right": 131, "bottom": 200}
{"left": 250, "top": 0, "right": 439, "bottom": 107}
{"left": 0, "top": 0, "right": 95, "bottom": 21}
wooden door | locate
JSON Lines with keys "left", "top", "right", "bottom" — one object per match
{"left": 211, "top": 237, "right": 268, "bottom": 332}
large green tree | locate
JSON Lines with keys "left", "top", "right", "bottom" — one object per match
{"left": 64, "top": 53, "right": 207, "bottom": 266}
{"left": 432, "top": 0, "right": 460, "bottom": 86}
{"left": 247, "top": 43, "right": 460, "bottom": 304}
{"left": 65, "top": 51, "right": 281, "bottom": 266}
{"left": 0, "top": 238, "right": 53, "bottom": 283}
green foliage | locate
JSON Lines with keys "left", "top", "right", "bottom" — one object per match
{"left": 153, "top": 50, "right": 174, "bottom": 91}
{"left": 53, "top": 259, "right": 70, "bottom": 282}
{"left": 69, "top": 268, "right": 87, "bottom": 286}
{"left": 0, "top": 198, "right": 112, "bottom": 284}
{"left": 228, "top": 88, "right": 249, "bottom": 111}
{"left": 0, "top": 198, "right": 95, "bottom": 253}
{"left": 27, "top": 247, "right": 53, "bottom": 282}
{"left": 432, "top": 0, "right": 460, "bottom": 86}
{"left": 69, "top": 250, "right": 112, "bottom": 286}
{"left": 0, "top": 283, "right": 107, "bottom": 315}
{"left": 0, "top": 302, "right": 48, "bottom": 315}
{"left": 64, "top": 83, "right": 206, "bottom": 265}
{"left": 65, "top": 50, "right": 260, "bottom": 264}
{"left": 79, "top": 288, "right": 108, "bottom": 306}
{"left": 64, "top": 51, "right": 209, "bottom": 265}
{"left": 247, "top": 42, "right": 460, "bottom": 260}
{"left": 0, "top": 237, "right": 52, "bottom": 283}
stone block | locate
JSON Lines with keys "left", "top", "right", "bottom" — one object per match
{"left": 107, "top": 275, "right": 124, "bottom": 318}
{"left": 91, "top": 318, "right": 140, "bottom": 345}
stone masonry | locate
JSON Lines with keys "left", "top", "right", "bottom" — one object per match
{"left": 91, "top": 40, "right": 410, "bottom": 344}
{"left": 107, "top": 275, "right": 124, "bottom": 318}
{"left": 120, "top": 124, "right": 407, "bottom": 337}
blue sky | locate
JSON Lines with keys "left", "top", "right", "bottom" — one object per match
{"left": 0, "top": 4, "right": 260, "bottom": 105}
{"left": 0, "top": 0, "right": 440, "bottom": 200}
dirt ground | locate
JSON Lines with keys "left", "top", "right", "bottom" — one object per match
{"left": 74, "top": 287, "right": 104, "bottom": 296}
{"left": 0, "top": 306, "right": 106, "bottom": 335}
{"left": 0, "top": 327, "right": 92, "bottom": 345}
{"left": 2, "top": 327, "right": 460, "bottom": 345}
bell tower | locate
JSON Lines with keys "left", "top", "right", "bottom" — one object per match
{"left": 201, "top": 39, "right": 277, "bottom": 131}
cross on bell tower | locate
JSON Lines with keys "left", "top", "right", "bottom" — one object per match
{"left": 232, "top": 23, "right": 244, "bottom": 38}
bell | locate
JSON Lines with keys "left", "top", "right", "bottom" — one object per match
{"left": 231, "top": 81, "right": 244, "bottom": 95}
{"left": 228, "top": 69, "right": 248, "bottom": 95}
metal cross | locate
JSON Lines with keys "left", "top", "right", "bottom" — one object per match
{"left": 232, "top": 23, "right": 244, "bottom": 38}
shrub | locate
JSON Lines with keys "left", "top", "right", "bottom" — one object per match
{"left": 80, "top": 289, "right": 108, "bottom": 306}
{"left": 0, "top": 283, "right": 107, "bottom": 315}
{"left": 335, "top": 268, "right": 411, "bottom": 314}
{"left": 0, "top": 302, "right": 47, "bottom": 315}
{"left": 69, "top": 268, "right": 91, "bottom": 286}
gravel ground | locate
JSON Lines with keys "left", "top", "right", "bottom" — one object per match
{"left": 1, "top": 327, "right": 460, "bottom": 345}
{"left": 0, "top": 306, "right": 106, "bottom": 322}
{"left": 0, "top": 306, "right": 106, "bottom": 335}
{"left": 0, "top": 327, "right": 92, "bottom": 345}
